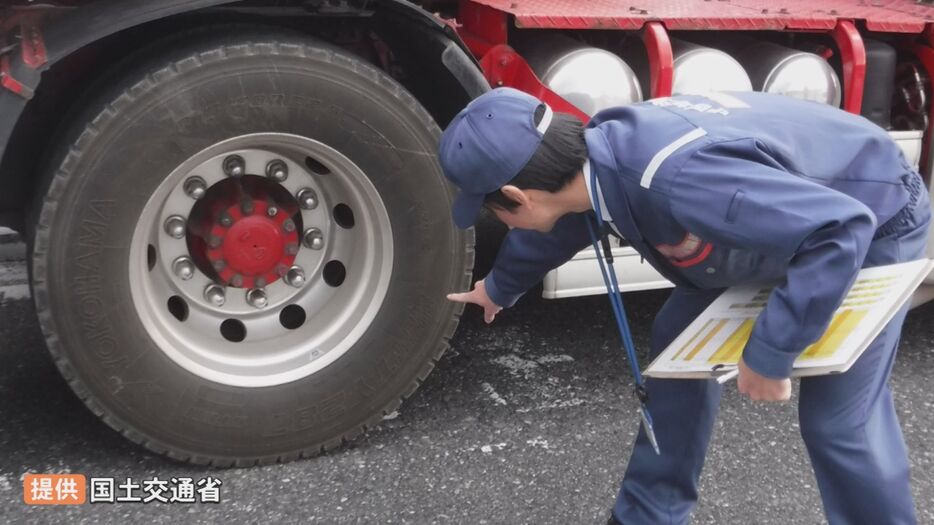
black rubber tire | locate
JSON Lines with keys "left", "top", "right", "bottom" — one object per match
{"left": 27, "top": 30, "right": 473, "bottom": 466}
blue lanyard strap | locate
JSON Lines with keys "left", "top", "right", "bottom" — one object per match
{"left": 583, "top": 218, "right": 644, "bottom": 386}
{"left": 586, "top": 170, "right": 661, "bottom": 455}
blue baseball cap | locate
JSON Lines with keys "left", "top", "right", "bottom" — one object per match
{"left": 439, "top": 87, "right": 553, "bottom": 229}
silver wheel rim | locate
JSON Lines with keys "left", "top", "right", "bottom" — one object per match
{"left": 128, "top": 133, "right": 394, "bottom": 387}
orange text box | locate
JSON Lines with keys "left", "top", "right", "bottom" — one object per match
{"left": 23, "top": 474, "right": 87, "bottom": 505}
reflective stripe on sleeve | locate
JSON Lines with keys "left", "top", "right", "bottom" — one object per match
{"left": 640, "top": 127, "right": 708, "bottom": 189}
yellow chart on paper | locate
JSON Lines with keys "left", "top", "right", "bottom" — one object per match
{"left": 645, "top": 259, "right": 934, "bottom": 379}
{"left": 687, "top": 310, "right": 869, "bottom": 367}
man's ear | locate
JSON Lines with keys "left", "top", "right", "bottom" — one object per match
{"left": 500, "top": 185, "right": 531, "bottom": 208}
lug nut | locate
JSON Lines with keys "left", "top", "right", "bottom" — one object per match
{"left": 213, "top": 259, "right": 226, "bottom": 271}
{"left": 266, "top": 159, "right": 289, "bottom": 182}
{"left": 297, "top": 188, "right": 318, "bottom": 210}
{"left": 164, "top": 215, "right": 187, "bottom": 239}
{"left": 286, "top": 266, "right": 306, "bottom": 288}
{"left": 241, "top": 199, "right": 254, "bottom": 215}
{"left": 285, "top": 243, "right": 299, "bottom": 256}
{"left": 283, "top": 219, "right": 296, "bottom": 233}
{"left": 267, "top": 206, "right": 279, "bottom": 217}
{"left": 255, "top": 277, "right": 267, "bottom": 288}
{"left": 223, "top": 155, "right": 246, "bottom": 177}
{"left": 246, "top": 288, "right": 268, "bottom": 309}
{"left": 231, "top": 274, "right": 244, "bottom": 288}
{"left": 204, "top": 284, "right": 226, "bottom": 307}
{"left": 172, "top": 256, "right": 195, "bottom": 280}
{"left": 303, "top": 228, "right": 324, "bottom": 250}
{"left": 184, "top": 177, "right": 207, "bottom": 200}
{"left": 208, "top": 235, "right": 222, "bottom": 249}
{"left": 276, "top": 264, "right": 289, "bottom": 277}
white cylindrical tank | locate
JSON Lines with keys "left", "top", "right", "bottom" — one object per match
{"left": 670, "top": 39, "right": 753, "bottom": 95}
{"left": 519, "top": 35, "right": 643, "bottom": 116}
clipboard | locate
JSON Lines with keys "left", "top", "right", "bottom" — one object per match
{"left": 643, "top": 258, "right": 934, "bottom": 379}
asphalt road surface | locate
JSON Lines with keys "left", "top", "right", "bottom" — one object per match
{"left": 1, "top": 229, "right": 933, "bottom": 524}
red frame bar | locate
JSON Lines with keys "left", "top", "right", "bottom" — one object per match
{"left": 0, "top": 55, "right": 30, "bottom": 98}
{"left": 458, "top": 1, "right": 509, "bottom": 58}
{"left": 478, "top": 44, "right": 590, "bottom": 122}
{"left": 459, "top": 7, "right": 868, "bottom": 123}
{"left": 641, "top": 22, "right": 674, "bottom": 98}
{"left": 832, "top": 20, "right": 866, "bottom": 115}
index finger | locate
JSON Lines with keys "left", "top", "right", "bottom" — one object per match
{"left": 446, "top": 292, "right": 473, "bottom": 303}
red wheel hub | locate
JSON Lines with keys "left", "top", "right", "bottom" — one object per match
{"left": 204, "top": 200, "right": 300, "bottom": 289}
{"left": 224, "top": 214, "right": 285, "bottom": 274}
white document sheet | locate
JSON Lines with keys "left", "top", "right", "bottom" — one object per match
{"left": 644, "top": 259, "right": 934, "bottom": 379}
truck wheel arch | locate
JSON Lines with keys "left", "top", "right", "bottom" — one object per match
{"left": 0, "top": 0, "right": 487, "bottom": 234}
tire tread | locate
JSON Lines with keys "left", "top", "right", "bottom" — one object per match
{"left": 30, "top": 31, "right": 475, "bottom": 466}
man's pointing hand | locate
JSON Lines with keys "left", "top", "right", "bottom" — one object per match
{"left": 446, "top": 279, "right": 503, "bottom": 324}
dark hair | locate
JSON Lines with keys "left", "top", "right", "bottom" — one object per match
{"left": 483, "top": 105, "right": 588, "bottom": 212}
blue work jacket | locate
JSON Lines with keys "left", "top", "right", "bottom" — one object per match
{"left": 483, "top": 91, "right": 921, "bottom": 379}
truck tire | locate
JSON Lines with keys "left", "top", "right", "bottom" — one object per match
{"left": 28, "top": 31, "right": 473, "bottom": 466}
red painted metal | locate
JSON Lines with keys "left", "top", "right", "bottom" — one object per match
{"left": 205, "top": 200, "right": 299, "bottom": 290}
{"left": 223, "top": 214, "right": 286, "bottom": 277}
{"left": 19, "top": 16, "right": 47, "bottom": 68}
{"left": 641, "top": 22, "right": 673, "bottom": 98}
{"left": 478, "top": 44, "right": 590, "bottom": 121}
{"left": 0, "top": 10, "right": 46, "bottom": 97}
{"left": 0, "top": 55, "right": 29, "bottom": 98}
{"left": 458, "top": 1, "right": 509, "bottom": 58}
{"left": 465, "top": 0, "right": 933, "bottom": 33}
{"left": 832, "top": 20, "right": 866, "bottom": 115}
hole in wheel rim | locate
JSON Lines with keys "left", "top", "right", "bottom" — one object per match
{"left": 279, "top": 304, "right": 306, "bottom": 330}
{"left": 305, "top": 156, "right": 330, "bottom": 175}
{"left": 147, "top": 244, "right": 157, "bottom": 272}
{"left": 323, "top": 260, "right": 346, "bottom": 287}
{"left": 333, "top": 204, "right": 355, "bottom": 229}
{"left": 167, "top": 295, "right": 188, "bottom": 321}
{"left": 220, "top": 319, "right": 247, "bottom": 342}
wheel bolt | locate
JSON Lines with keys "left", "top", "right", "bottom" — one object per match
{"left": 267, "top": 206, "right": 279, "bottom": 217}
{"left": 285, "top": 243, "right": 299, "bottom": 256}
{"left": 223, "top": 155, "right": 245, "bottom": 177}
{"left": 241, "top": 199, "right": 254, "bottom": 215}
{"left": 213, "top": 259, "right": 226, "bottom": 271}
{"left": 208, "top": 235, "right": 222, "bottom": 249}
{"left": 204, "top": 284, "right": 226, "bottom": 307}
{"left": 286, "top": 266, "right": 305, "bottom": 288}
{"left": 219, "top": 213, "right": 233, "bottom": 227}
{"left": 246, "top": 288, "right": 268, "bottom": 309}
{"left": 303, "top": 228, "right": 324, "bottom": 250}
{"left": 231, "top": 274, "right": 244, "bottom": 288}
{"left": 283, "top": 219, "right": 296, "bottom": 233}
{"left": 184, "top": 177, "right": 207, "bottom": 200}
{"left": 298, "top": 188, "right": 318, "bottom": 210}
{"left": 255, "top": 277, "right": 267, "bottom": 288}
{"left": 276, "top": 264, "right": 289, "bottom": 277}
{"left": 266, "top": 160, "right": 289, "bottom": 182}
{"left": 164, "top": 215, "right": 186, "bottom": 239}
{"left": 172, "top": 256, "right": 195, "bottom": 280}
